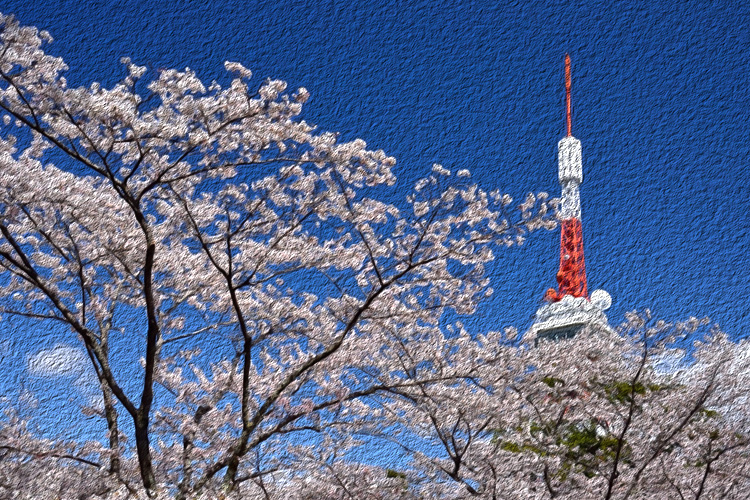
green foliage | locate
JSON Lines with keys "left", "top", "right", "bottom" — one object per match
{"left": 386, "top": 469, "right": 407, "bottom": 480}
{"left": 499, "top": 441, "right": 521, "bottom": 453}
{"left": 601, "top": 379, "right": 668, "bottom": 405}
{"left": 542, "top": 376, "right": 566, "bottom": 388}
{"left": 560, "top": 422, "right": 619, "bottom": 457}
{"left": 604, "top": 381, "right": 646, "bottom": 404}
{"left": 495, "top": 439, "right": 549, "bottom": 456}
{"left": 699, "top": 408, "right": 720, "bottom": 419}
{"left": 557, "top": 420, "right": 629, "bottom": 479}
{"left": 496, "top": 418, "right": 630, "bottom": 481}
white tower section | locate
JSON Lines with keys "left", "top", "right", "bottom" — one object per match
{"left": 558, "top": 136, "right": 582, "bottom": 220}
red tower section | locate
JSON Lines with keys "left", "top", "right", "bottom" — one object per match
{"left": 544, "top": 55, "right": 589, "bottom": 303}
{"left": 545, "top": 218, "right": 588, "bottom": 301}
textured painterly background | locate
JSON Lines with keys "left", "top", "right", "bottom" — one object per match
{"left": 1, "top": 1, "right": 748, "bottom": 437}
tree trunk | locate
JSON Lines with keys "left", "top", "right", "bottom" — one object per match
{"left": 102, "top": 384, "right": 121, "bottom": 476}
{"left": 135, "top": 414, "right": 156, "bottom": 493}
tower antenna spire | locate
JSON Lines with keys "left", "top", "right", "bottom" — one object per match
{"left": 565, "top": 53, "right": 572, "bottom": 137}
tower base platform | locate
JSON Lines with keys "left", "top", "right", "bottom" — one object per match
{"left": 526, "top": 294, "right": 613, "bottom": 343}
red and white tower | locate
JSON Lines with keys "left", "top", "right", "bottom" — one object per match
{"left": 545, "top": 54, "right": 588, "bottom": 303}
{"left": 528, "top": 55, "right": 612, "bottom": 342}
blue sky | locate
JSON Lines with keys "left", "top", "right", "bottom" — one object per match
{"left": 1, "top": 0, "right": 749, "bottom": 426}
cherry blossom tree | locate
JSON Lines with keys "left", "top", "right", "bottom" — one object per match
{"left": 363, "top": 314, "right": 750, "bottom": 499}
{"left": 1, "top": 13, "right": 749, "bottom": 500}
{"left": 0, "top": 12, "right": 555, "bottom": 499}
